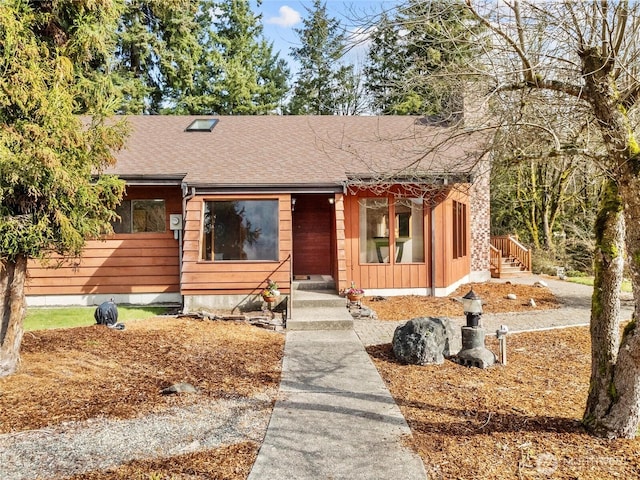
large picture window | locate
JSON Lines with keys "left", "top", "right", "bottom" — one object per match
{"left": 359, "top": 198, "right": 424, "bottom": 264}
{"left": 113, "top": 200, "right": 166, "bottom": 233}
{"left": 202, "top": 200, "right": 278, "bottom": 261}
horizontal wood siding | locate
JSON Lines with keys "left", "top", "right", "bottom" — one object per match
{"left": 344, "top": 191, "right": 430, "bottom": 291}
{"left": 25, "top": 186, "right": 182, "bottom": 296}
{"left": 181, "top": 194, "right": 292, "bottom": 296}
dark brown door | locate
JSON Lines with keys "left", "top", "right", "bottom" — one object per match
{"left": 292, "top": 195, "right": 333, "bottom": 276}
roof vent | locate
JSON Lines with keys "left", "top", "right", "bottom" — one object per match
{"left": 186, "top": 118, "right": 218, "bottom": 132}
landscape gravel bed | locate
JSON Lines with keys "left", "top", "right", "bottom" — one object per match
{"left": 0, "top": 393, "right": 274, "bottom": 480}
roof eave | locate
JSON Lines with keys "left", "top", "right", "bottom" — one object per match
{"left": 188, "top": 182, "right": 344, "bottom": 195}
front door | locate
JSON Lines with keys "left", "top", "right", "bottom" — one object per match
{"left": 292, "top": 194, "right": 333, "bottom": 276}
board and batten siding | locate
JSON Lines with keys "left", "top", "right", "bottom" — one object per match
{"left": 432, "top": 188, "right": 471, "bottom": 289}
{"left": 180, "top": 194, "right": 292, "bottom": 297}
{"left": 343, "top": 191, "right": 431, "bottom": 292}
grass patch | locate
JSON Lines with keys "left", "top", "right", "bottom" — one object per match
{"left": 567, "top": 276, "right": 632, "bottom": 292}
{"left": 24, "top": 306, "right": 170, "bottom": 331}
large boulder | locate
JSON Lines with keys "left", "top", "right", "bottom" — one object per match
{"left": 392, "top": 317, "right": 458, "bottom": 365}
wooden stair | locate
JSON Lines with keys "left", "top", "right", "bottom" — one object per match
{"left": 490, "top": 235, "right": 532, "bottom": 278}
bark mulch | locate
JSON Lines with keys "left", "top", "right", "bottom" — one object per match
{"left": 361, "top": 281, "right": 560, "bottom": 320}
{"left": 2, "top": 283, "right": 639, "bottom": 479}
{"left": 368, "top": 325, "right": 640, "bottom": 479}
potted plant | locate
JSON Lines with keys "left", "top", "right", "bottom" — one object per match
{"left": 344, "top": 282, "right": 365, "bottom": 301}
{"left": 261, "top": 279, "right": 280, "bottom": 302}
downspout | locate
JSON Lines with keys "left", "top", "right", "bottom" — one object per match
{"left": 180, "top": 184, "right": 196, "bottom": 311}
{"left": 431, "top": 204, "right": 436, "bottom": 297}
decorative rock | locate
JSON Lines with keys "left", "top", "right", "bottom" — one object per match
{"left": 161, "top": 382, "right": 198, "bottom": 395}
{"left": 529, "top": 298, "right": 537, "bottom": 307}
{"left": 533, "top": 280, "right": 548, "bottom": 288}
{"left": 392, "top": 317, "right": 458, "bottom": 365}
{"left": 506, "top": 293, "right": 517, "bottom": 300}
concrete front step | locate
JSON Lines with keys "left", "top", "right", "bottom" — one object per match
{"left": 286, "top": 306, "right": 354, "bottom": 331}
{"left": 288, "top": 288, "right": 353, "bottom": 330}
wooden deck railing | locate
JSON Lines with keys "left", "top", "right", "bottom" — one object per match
{"left": 490, "top": 235, "right": 531, "bottom": 272}
{"left": 489, "top": 244, "right": 502, "bottom": 276}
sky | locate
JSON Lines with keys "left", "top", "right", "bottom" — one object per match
{"left": 255, "top": 0, "right": 398, "bottom": 70}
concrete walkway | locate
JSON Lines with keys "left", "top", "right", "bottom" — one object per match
{"left": 248, "top": 330, "right": 426, "bottom": 480}
{"left": 249, "top": 275, "right": 633, "bottom": 479}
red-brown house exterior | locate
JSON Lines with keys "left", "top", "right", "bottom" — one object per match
{"left": 25, "top": 116, "right": 490, "bottom": 309}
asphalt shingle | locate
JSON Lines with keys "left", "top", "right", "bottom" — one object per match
{"left": 106, "top": 115, "right": 487, "bottom": 187}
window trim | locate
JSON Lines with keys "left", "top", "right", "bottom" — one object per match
{"left": 112, "top": 199, "right": 166, "bottom": 234}
{"left": 453, "top": 200, "right": 468, "bottom": 260}
{"left": 358, "top": 196, "right": 425, "bottom": 265}
{"left": 200, "top": 198, "right": 280, "bottom": 262}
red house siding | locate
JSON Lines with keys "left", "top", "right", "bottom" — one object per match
{"left": 25, "top": 186, "right": 181, "bottom": 298}
{"left": 180, "top": 194, "right": 293, "bottom": 299}
{"left": 343, "top": 191, "right": 432, "bottom": 292}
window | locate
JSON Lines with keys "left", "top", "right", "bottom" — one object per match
{"left": 186, "top": 118, "right": 218, "bottom": 132}
{"left": 359, "top": 198, "right": 424, "bottom": 264}
{"left": 202, "top": 200, "right": 278, "bottom": 261}
{"left": 453, "top": 200, "right": 467, "bottom": 259}
{"left": 113, "top": 200, "right": 166, "bottom": 233}
{"left": 395, "top": 199, "right": 424, "bottom": 263}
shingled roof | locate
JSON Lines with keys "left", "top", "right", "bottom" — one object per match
{"left": 105, "top": 115, "right": 487, "bottom": 190}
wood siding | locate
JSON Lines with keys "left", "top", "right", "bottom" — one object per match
{"left": 432, "top": 188, "right": 471, "bottom": 288}
{"left": 181, "top": 194, "right": 292, "bottom": 296}
{"left": 343, "top": 191, "right": 431, "bottom": 291}
{"left": 334, "top": 194, "right": 348, "bottom": 291}
{"left": 25, "top": 186, "right": 182, "bottom": 296}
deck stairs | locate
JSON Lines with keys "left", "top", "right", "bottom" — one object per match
{"left": 490, "top": 235, "right": 532, "bottom": 279}
{"left": 287, "top": 275, "right": 353, "bottom": 331}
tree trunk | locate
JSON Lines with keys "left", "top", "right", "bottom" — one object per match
{"left": 596, "top": 174, "right": 640, "bottom": 438}
{"left": 0, "top": 255, "right": 28, "bottom": 377}
{"left": 576, "top": 44, "right": 640, "bottom": 439}
{"left": 583, "top": 180, "right": 624, "bottom": 435}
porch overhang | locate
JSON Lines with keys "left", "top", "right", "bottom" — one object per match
{"left": 344, "top": 171, "right": 475, "bottom": 186}
{"left": 111, "top": 174, "right": 187, "bottom": 186}
{"left": 186, "top": 182, "right": 345, "bottom": 195}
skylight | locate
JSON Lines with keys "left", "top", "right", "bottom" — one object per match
{"left": 185, "top": 118, "right": 218, "bottom": 132}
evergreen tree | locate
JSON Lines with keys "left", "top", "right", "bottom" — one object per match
{"left": 176, "top": 0, "right": 289, "bottom": 115}
{"left": 0, "top": 1, "right": 127, "bottom": 376}
{"left": 288, "top": 0, "right": 353, "bottom": 115}
{"left": 112, "top": 0, "right": 202, "bottom": 114}
{"left": 363, "top": 12, "right": 408, "bottom": 114}
{"left": 364, "top": 0, "right": 481, "bottom": 116}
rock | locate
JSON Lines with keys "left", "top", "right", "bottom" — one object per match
{"left": 533, "top": 280, "right": 548, "bottom": 288}
{"left": 392, "top": 317, "right": 459, "bottom": 365}
{"left": 370, "top": 296, "right": 387, "bottom": 302}
{"left": 506, "top": 293, "right": 517, "bottom": 300}
{"left": 161, "top": 382, "right": 198, "bottom": 395}
{"left": 529, "top": 298, "right": 537, "bottom": 307}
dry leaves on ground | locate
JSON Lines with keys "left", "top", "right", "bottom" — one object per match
{"left": 3, "top": 282, "right": 635, "bottom": 480}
